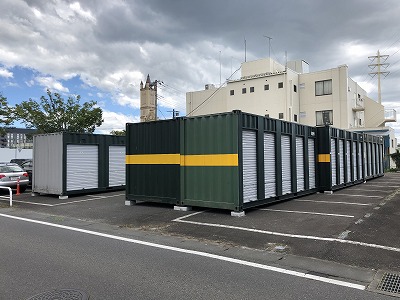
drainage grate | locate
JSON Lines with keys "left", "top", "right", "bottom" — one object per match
{"left": 26, "top": 289, "right": 89, "bottom": 300}
{"left": 377, "top": 272, "right": 400, "bottom": 295}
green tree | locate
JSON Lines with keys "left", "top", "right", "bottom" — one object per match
{"left": 13, "top": 89, "right": 104, "bottom": 134}
{"left": 390, "top": 150, "right": 400, "bottom": 169}
{"left": 0, "top": 94, "right": 12, "bottom": 135}
{"left": 110, "top": 130, "right": 125, "bottom": 136}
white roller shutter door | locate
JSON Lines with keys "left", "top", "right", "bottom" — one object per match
{"left": 373, "top": 144, "right": 377, "bottom": 175}
{"left": 264, "top": 133, "right": 276, "bottom": 198}
{"left": 308, "top": 139, "right": 316, "bottom": 189}
{"left": 363, "top": 142, "right": 368, "bottom": 177}
{"left": 242, "top": 131, "right": 258, "bottom": 203}
{"left": 296, "top": 137, "right": 304, "bottom": 192}
{"left": 346, "top": 141, "right": 351, "bottom": 183}
{"left": 339, "top": 140, "right": 345, "bottom": 184}
{"left": 331, "top": 139, "right": 337, "bottom": 186}
{"left": 352, "top": 142, "right": 357, "bottom": 182}
{"left": 358, "top": 142, "right": 363, "bottom": 180}
{"left": 281, "top": 135, "right": 292, "bottom": 195}
{"left": 67, "top": 144, "right": 98, "bottom": 191}
{"left": 368, "top": 143, "right": 372, "bottom": 176}
{"left": 109, "top": 146, "right": 125, "bottom": 187}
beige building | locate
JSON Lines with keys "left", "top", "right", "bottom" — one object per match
{"left": 186, "top": 57, "right": 397, "bottom": 167}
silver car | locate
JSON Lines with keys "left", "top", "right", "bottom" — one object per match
{"left": 0, "top": 163, "right": 29, "bottom": 193}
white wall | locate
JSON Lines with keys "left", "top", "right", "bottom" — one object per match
{"left": 0, "top": 148, "right": 33, "bottom": 162}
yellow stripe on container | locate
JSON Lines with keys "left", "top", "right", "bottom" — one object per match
{"left": 126, "top": 154, "right": 180, "bottom": 165}
{"left": 318, "top": 154, "right": 331, "bottom": 163}
{"left": 126, "top": 154, "right": 239, "bottom": 166}
{"left": 181, "top": 154, "right": 238, "bottom": 167}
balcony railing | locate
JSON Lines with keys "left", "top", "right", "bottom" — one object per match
{"left": 384, "top": 109, "right": 397, "bottom": 122}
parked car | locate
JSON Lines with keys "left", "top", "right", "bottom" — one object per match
{"left": 21, "top": 159, "right": 33, "bottom": 186}
{"left": 0, "top": 163, "right": 29, "bottom": 193}
{"left": 10, "top": 158, "right": 31, "bottom": 166}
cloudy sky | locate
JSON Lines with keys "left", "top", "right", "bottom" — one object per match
{"left": 0, "top": 0, "right": 399, "bottom": 138}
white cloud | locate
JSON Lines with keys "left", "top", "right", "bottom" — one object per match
{"left": 0, "top": 68, "right": 13, "bottom": 78}
{"left": 35, "top": 76, "right": 69, "bottom": 93}
{"left": 69, "top": 2, "right": 96, "bottom": 23}
{"left": 95, "top": 110, "right": 139, "bottom": 134}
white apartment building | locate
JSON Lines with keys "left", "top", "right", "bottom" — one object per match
{"left": 186, "top": 57, "right": 397, "bottom": 168}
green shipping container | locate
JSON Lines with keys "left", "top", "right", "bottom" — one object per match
{"left": 126, "top": 111, "right": 318, "bottom": 212}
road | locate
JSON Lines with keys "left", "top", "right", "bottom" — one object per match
{"left": 0, "top": 213, "right": 392, "bottom": 300}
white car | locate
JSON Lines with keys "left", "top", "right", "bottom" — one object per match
{"left": 0, "top": 163, "right": 29, "bottom": 193}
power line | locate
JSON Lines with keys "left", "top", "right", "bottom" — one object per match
{"left": 187, "top": 66, "right": 242, "bottom": 116}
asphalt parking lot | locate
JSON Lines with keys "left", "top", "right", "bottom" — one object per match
{"left": 1, "top": 172, "right": 399, "bottom": 294}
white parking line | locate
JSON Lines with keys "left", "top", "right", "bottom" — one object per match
{"left": 332, "top": 194, "right": 383, "bottom": 198}
{"left": 0, "top": 199, "right": 53, "bottom": 206}
{"left": 367, "top": 184, "right": 398, "bottom": 188}
{"left": 294, "top": 199, "right": 372, "bottom": 206}
{"left": 346, "top": 188, "right": 390, "bottom": 193}
{"left": 0, "top": 212, "right": 365, "bottom": 291}
{"left": 0, "top": 194, "right": 122, "bottom": 207}
{"left": 259, "top": 208, "right": 354, "bottom": 218}
{"left": 173, "top": 212, "right": 400, "bottom": 253}
{"left": 85, "top": 193, "right": 125, "bottom": 199}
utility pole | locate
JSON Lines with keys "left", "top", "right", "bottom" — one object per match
{"left": 167, "top": 109, "right": 179, "bottom": 119}
{"left": 368, "top": 50, "right": 389, "bottom": 104}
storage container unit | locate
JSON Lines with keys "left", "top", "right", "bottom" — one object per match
{"left": 126, "top": 111, "right": 317, "bottom": 212}
{"left": 33, "top": 132, "right": 125, "bottom": 198}
{"left": 316, "top": 126, "right": 384, "bottom": 192}
{"left": 125, "top": 119, "right": 181, "bottom": 205}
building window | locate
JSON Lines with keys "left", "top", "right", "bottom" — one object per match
{"left": 279, "top": 113, "right": 284, "bottom": 119}
{"left": 242, "top": 88, "right": 246, "bottom": 94}
{"left": 294, "top": 85, "right": 297, "bottom": 92}
{"left": 264, "top": 84, "right": 269, "bottom": 90}
{"left": 315, "top": 79, "right": 332, "bottom": 96}
{"left": 250, "top": 87, "right": 254, "bottom": 93}
{"left": 230, "top": 89, "right": 234, "bottom": 96}
{"left": 294, "top": 114, "right": 298, "bottom": 122}
{"left": 316, "top": 110, "right": 333, "bottom": 126}
{"left": 278, "top": 82, "right": 283, "bottom": 89}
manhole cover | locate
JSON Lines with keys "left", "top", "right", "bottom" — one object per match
{"left": 377, "top": 272, "right": 400, "bottom": 295}
{"left": 26, "top": 289, "right": 89, "bottom": 300}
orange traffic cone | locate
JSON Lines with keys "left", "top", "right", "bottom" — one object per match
{"left": 16, "top": 177, "right": 20, "bottom": 195}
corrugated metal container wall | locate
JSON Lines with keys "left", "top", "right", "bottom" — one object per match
{"left": 181, "top": 113, "right": 240, "bottom": 210}
{"left": 33, "top": 133, "right": 63, "bottom": 194}
{"left": 33, "top": 133, "right": 125, "bottom": 197}
{"left": 126, "top": 119, "right": 180, "bottom": 204}
{"left": 317, "top": 126, "right": 384, "bottom": 192}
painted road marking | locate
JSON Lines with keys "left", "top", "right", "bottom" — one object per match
{"left": 346, "top": 188, "right": 391, "bottom": 193}
{"left": 0, "top": 194, "right": 122, "bottom": 207}
{"left": 173, "top": 212, "right": 400, "bottom": 253}
{"left": 332, "top": 194, "right": 383, "bottom": 198}
{"left": 367, "top": 184, "right": 398, "bottom": 188}
{"left": 0, "top": 199, "right": 53, "bottom": 206}
{"left": 294, "top": 199, "right": 372, "bottom": 206}
{"left": 259, "top": 208, "right": 354, "bottom": 218}
{"left": 0, "top": 212, "right": 365, "bottom": 291}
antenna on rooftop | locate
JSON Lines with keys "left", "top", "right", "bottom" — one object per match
{"left": 244, "top": 37, "right": 247, "bottom": 62}
{"left": 263, "top": 35, "right": 272, "bottom": 58}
